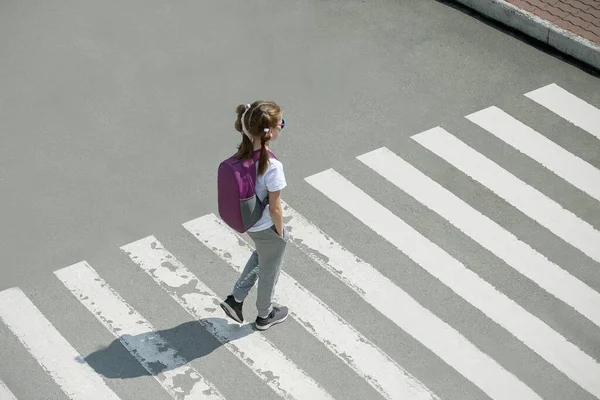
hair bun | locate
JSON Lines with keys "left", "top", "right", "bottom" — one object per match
{"left": 235, "top": 103, "right": 251, "bottom": 115}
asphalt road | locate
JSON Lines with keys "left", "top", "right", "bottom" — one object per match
{"left": 1, "top": 0, "right": 599, "bottom": 399}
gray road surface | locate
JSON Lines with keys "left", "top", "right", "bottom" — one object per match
{"left": 1, "top": 0, "right": 599, "bottom": 399}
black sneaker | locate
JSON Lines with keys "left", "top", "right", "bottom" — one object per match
{"left": 255, "top": 306, "right": 289, "bottom": 330}
{"left": 220, "top": 295, "right": 244, "bottom": 323}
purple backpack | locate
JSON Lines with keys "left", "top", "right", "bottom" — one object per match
{"left": 218, "top": 149, "right": 277, "bottom": 233}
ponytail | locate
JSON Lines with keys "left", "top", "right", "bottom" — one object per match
{"left": 257, "top": 129, "right": 272, "bottom": 176}
{"left": 236, "top": 134, "right": 253, "bottom": 161}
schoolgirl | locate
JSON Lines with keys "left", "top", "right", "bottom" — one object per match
{"left": 220, "top": 101, "right": 289, "bottom": 331}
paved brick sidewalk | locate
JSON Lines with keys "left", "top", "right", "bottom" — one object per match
{"left": 452, "top": 0, "right": 600, "bottom": 70}
{"left": 508, "top": 0, "right": 600, "bottom": 46}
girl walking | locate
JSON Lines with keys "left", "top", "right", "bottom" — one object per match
{"left": 220, "top": 100, "right": 289, "bottom": 331}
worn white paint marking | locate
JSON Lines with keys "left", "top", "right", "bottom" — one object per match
{"left": 413, "top": 127, "right": 600, "bottom": 264}
{"left": 306, "top": 168, "right": 600, "bottom": 399}
{"left": 183, "top": 214, "right": 438, "bottom": 400}
{"left": 525, "top": 83, "right": 600, "bottom": 140}
{"left": 302, "top": 174, "right": 541, "bottom": 400}
{"left": 54, "top": 261, "right": 225, "bottom": 400}
{"left": 0, "top": 287, "right": 121, "bottom": 400}
{"left": 466, "top": 106, "right": 600, "bottom": 203}
{"left": 358, "top": 146, "right": 600, "bottom": 329}
{"left": 120, "top": 236, "right": 334, "bottom": 400}
{"left": 0, "top": 380, "right": 18, "bottom": 400}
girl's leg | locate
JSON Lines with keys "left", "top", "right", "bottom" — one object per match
{"left": 221, "top": 225, "right": 289, "bottom": 329}
{"left": 220, "top": 250, "right": 259, "bottom": 323}
{"left": 232, "top": 250, "right": 260, "bottom": 302}
{"left": 252, "top": 226, "right": 289, "bottom": 330}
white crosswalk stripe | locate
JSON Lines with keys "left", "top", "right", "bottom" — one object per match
{"left": 121, "top": 235, "right": 336, "bottom": 400}
{"left": 412, "top": 127, "right": 600, "bottom": 264}
{"left": 357, "top": 146, "right": 600, "bottom": 329}
{"left": 1, "top": 83, "right": 599, "bottom": 400}
{"left": 183, "top": 213, "right": 439, "bottom": 400}
{"left": 353, "top": 147, "right": 600, "bottom": 397}
{"left": 465, "top": 106, "right": 600, "bottom": 203}
{"left": 0, "top": 287, "right": 122, "bottom": 400}
{"left": 525, "top": 83, "right": 600, "bottom": 140}
{"left": 54, "top": 261, "right": 226, "bottom": 400}
{"left": 306, "top": 168, "right": 600, "bottom": 399}
{"left": 279, "top": 199, "right": 542, "bottom": 400}
{"left": 306, "top": 167, "right": 600, "bottom": 399}
{"left": 0, "top": 379, "right": 18, "bottom": 400}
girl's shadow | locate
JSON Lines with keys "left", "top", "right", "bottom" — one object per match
{"left": 80, "top": 317, "right": 255, "bottom": 379}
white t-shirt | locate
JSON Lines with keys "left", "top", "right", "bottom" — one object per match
{"left": 248, "top": 156, "right": 287, "bottom": 232}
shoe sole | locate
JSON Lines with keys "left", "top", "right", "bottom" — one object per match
{"left": 220, "top": 302, "right": 243, "bottom": 323}
{"left": 255, "top": 312, "right": 289, "bottom": 331}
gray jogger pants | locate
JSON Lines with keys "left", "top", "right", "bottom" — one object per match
{"left": 232, "top": 225, "right": 289, "bottom": 318}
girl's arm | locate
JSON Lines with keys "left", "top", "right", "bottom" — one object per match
{"left": 268, "top": 190, "right": 284, "bottom": 236}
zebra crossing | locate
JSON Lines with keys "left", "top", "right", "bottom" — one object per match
{"left": 1, "top": 82, "right": 599, "bottom": 400}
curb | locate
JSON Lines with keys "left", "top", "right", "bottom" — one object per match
{"left": 452, "top": 0, "right": 600, "bottom": 71}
